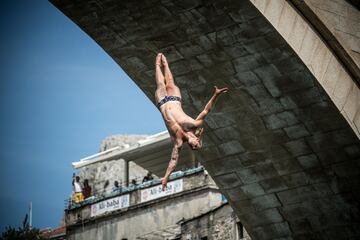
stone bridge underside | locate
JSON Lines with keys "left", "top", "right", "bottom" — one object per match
{"left": 51, "top": 0, "right": 360, "bottom": 239}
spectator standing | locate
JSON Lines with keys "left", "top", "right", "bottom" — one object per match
{"left": 112, "top": 181, "right": 121, "bottom": 193}
{"left": 142, "top": 172, "right": 154, "bottom": 183}
{"left": 72, "top": 175, "right": 84, "bottom": 203}
{"left": 83, "top": 179, "right": 92, "bottom": 199}
{"left": 131, "top": 179, "right": 137, "bottom": 186}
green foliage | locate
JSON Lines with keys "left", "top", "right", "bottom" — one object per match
{"left": 0, "top": 226, "right": 46, "bottom": 240}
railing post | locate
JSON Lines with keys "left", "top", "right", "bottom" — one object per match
{"left": 124, "top": 160, "right": 129, "bottom": 187}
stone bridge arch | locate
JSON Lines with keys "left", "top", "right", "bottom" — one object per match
{"left": 51, "top": 0, "right": 360, "bottom": 239}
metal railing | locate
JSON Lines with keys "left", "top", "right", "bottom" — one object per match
{"left": 65, "top": 166, "right": 204, "bottom": 210}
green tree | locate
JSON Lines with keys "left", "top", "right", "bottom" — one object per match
{"left": 0, "top": 226, "right": 46, "bottom": 240}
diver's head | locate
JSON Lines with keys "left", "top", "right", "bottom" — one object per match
{"left": 187, "top": 129, "right": 203, "bottom": 150}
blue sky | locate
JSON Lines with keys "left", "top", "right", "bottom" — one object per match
{"left": 0, "top": 0, "right": 164, "bottom": 231}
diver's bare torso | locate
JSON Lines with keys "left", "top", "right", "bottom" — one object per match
{"left": 159, "top": 102, "right": 196, "bottom": 137}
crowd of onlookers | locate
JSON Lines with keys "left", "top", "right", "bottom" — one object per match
{"left": 71, "top": 172, "right": 154, "bottom": 203}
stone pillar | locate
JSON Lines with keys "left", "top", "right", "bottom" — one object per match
{"left": 124, "top": 160, "right": 129, "bottom": 187}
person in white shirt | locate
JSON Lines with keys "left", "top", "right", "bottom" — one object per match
{"left": 72, "top": 175, "right": 84, "bottom": 203}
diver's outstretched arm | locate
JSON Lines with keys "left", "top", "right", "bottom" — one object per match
{"left": 162, "top": 138, "right": 183, "bottom": 190}
{"left": 194, "top": 86, "right": 228, "bottom": 126}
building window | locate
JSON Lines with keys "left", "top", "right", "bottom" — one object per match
{"left": 237, "top": 222, "right": 244, "bottom": 239}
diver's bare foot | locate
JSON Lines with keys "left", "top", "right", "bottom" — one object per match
{"left": 161, "top": 177, "right": 168, "bottom": 191}
{"left": 161, "top": 54, "right": 169, "bottom": 67}
{"left": 156, "top": 53, "right": 162, "bottom": 66}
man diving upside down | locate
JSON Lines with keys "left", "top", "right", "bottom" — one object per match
{"left": 154, "top": 53, "right": 228, "bottom": 190}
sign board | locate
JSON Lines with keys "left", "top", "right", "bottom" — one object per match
{"left": 141, "top": 179, "right": 183, "bottom": 203}
{"left": 91, "top": 194, "right": 130, "bottom": 217}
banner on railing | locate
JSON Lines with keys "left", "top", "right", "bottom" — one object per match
{"left": 91, "top": 194, "right": 130, "bottom": 217}
{"left": 141, "top": 179, "right": 183, "bottom": 203}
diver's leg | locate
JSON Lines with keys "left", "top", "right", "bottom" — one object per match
{"left": 161, "top": 54, "right": 181, "bottom": 97}
{"left": 155, "top": 53, "right": 167, "bottom": 103}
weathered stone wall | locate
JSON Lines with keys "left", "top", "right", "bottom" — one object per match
{"left": 180, "top": 204, "right": 251, "bottom": 240}
{"left": 250, "top": 0, "right": 360, "bottom": 138}
{"left": 78, "top": 135, "right": 149, "bottom": 195}
{"left": 306, "top": 0, "right": 360, "bottom": 69}
{"left": 66, "top": 172, "right": 224, "bottom": 240}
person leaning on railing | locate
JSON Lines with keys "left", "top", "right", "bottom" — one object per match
{"left": 72, "top": 174, "right": 84, "bottom": 203}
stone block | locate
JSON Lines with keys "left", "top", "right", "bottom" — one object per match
{"left": 126, "top": 56, "right": 148, "bottom": 72}
{"left": 332, "top": 70, "right": 353, "bottom": 110}
{"left": 273, "top": 158, "right": 303, "bottom": 175}
{"left": 250, "top": 193, "right": 282, "bottom": 212}
{"left": 277, "top": 185, "right": 319, "bottom": 205}
{"left": 205, "top": 112, "right": 236, "bottom": 129}
{"left": 229, "top": 3, "right": 258, "bottom": 22}
{"left": 260, "top": 176, "right": 288, "bottom": 193}
{"left": 255, "top": 130, "right": 289, "bottom": 146}
{"left": 226, "top": 186, "right": 250, "bottom": 202}
{"left": 284, "top": 124, "right": 310, "bottom": 139}
{"left": 232, "top": 54, "right": 263, "bottom": 72}
{"left": 223, "top": 45, "right": 248, "bottom": 58}
{"left": 252, "top": 222, "right": 291, "bottom": 240}
{"left": 288, "top": 15, "right": 308, "bottom": 52}
{"left": 284, "top": 139, "right": 312, "bottom": 157}
{"left": 238, "top": 151, "right": 267, "bottom": 167}
{"left": 316, "top": 148, "right": 350, "bottom": 166}
{"left": 264, "top": 144, "right": 293, "bottom": 162}
{"left": 343, "top": 82, "right": 360, "bottom": 122}
{"left": 309, "top": 41, "right": 332, "bottom": 83}
{"left": 286, "top": 87, "right": 323, "bottom": 108}
{"left": 205, "top": 156, "right": 244, "bottom": 176}
{"left": 289, "top": 218, "right": 314, "bottom": 234}
{"left": 169, "top": 59, "right": 192, "bottom": 76}
{"left": 282, "top": 172, "right": 309, "bottom": 188}
{"left": 263, "top": 0, "right": 285, "bottom": 27}
{"left": 198, "top": 145, "right": 222, "bottom": 162}
{"left": 306, "top": 168, "right": 334, "bottom": 184}
{"left": 159, "top": 46, "right": 184, "bottom": 62}
{"left": 193, "top": 35, "right": 214, "bottom": 51}
{"left": 213, "top": 172, "right": 242, "bottom": 189}
{"left": 213, "top": 126, "right": 241, "bottom": 142}
{"left": 240, "top": 183, "right": 266, "bottom": 198}
{"left": 332, "top": 161, "right": 360, "bottom": 177}
{"left": 245, "top": 84, "right": 273, "bottom": 100}
{"left": 277, "top": 2, "right": 297, "bottom": 40}
{"left": 236, "top": 167, "right": 260, "bottom": 184}
{"left": 279, "top": 70, "right": 315, "bottom": 94}
{"left": 195, "top": 53, "right": 214, "bottom": 67}
{"left": 297, "top": 154, "right": 321, "bottom": 169}
{"left": 244, "top": 37, "right": 272, "bottom": 53}
{"left": 344, "top": 144, "right": 360, "bottom": 159}
{"left": 263, "top": 111, "right": 298, "bottom": 130}
{"left": 248, "top": 14, "right": 274, "bottom": 35}
{"left": 306, "top": 129, "right": 357, "bottom": 152}
{"left": 239, "top": 208, "right": 284, "bottom": 227}
{"left": 354, "top": 108, "right": 360, "bottom": 136}
{"left": 321, "top": 56, "right": 342, "bottom": 97}
{"left": 254, "top": 162, "right": 279, "bottom": 180}
{"left": 232, "top": 70, "right": 261, "bottom": 87}
{"left": 218, "top": 140, "right": 245, "bottom": 156}
{"left": 280, "top": 201, "right": 319, "bottom": 220}
{"left": 298, "top": 26, "right": 321, "bottom": 65}
{"left": 232, "top": 199, "right": 256, "bottom": 215}
{"left": 251, "top": 98, "right": 284, "bottom": 116}
{"left": 280, "top": 96, "right": 298, "bottom": 110}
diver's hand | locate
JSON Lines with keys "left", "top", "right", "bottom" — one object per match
{"left": 214, "top": 86, "right": 228, "bottom": 96}
{"left": 161, "top": 177, "right": 168, "bottom": 191}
